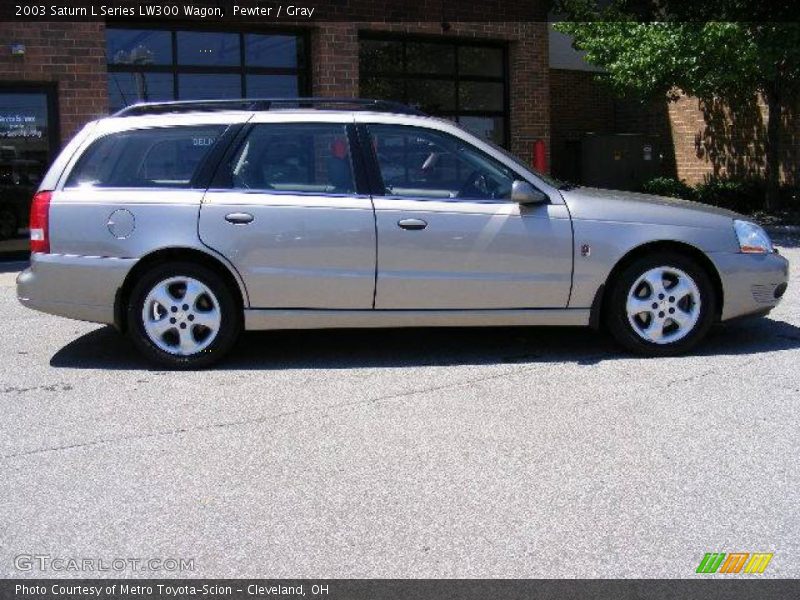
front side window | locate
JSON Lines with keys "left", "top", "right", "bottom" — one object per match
{"left": 65, "top": 126, "right": 225, "bottom": 189}
{"left": 221, "top": 123, "right": 356, "bottom": 195}
{"left": 368, "top": 125, "right": 516, "bottom": 201}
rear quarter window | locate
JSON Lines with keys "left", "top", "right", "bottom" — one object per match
{"left": 65, "top": 125, "right": 225, "bottom": 189}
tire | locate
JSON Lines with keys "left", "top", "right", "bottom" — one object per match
{"left": 0, "top": 208, "right": 17, "bottom": 241}
{"left": 605, "top": 252, "right": 717, "bottom": 357}
{"left": 127, "top": 262, "right": 241, "bottom": 368}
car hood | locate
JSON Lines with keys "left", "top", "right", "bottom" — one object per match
{"left": 560, "top": 186, "right": 743, "bottom": 228}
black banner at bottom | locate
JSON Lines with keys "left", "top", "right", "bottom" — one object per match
{"left": 2, "top": 580, "right": 800, "bottom": 600}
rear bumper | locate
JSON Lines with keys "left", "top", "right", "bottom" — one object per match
{"left": 17, "top": 253, "right": 137, "bottom": 324}
{"left": 710, "top": 251, "right": 789, "bottom": 321}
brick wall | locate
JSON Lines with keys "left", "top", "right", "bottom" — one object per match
{"left": 0, "top": 21, "right": 108, "bottom": 143}
{"left": 667, "top": 92, "right": 799, "bottom": 186}
{"left": 550, "top": 69, "right": 799, "bottom": 187}
{"left": 550, "top": 69, "right": 615, "bottom": 137}
{"left": 311, "top": 23, "right": 360, "bottom": 97}
{"left": 311, "top": 22, "right": 550, "bottom": 167}
{"left": 549, "top": 68, "right": 676, "bottom": 183}
{"left": 549, "top": 69, "right": 615, "bottom": 181}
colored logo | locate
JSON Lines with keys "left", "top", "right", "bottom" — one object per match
{"left": 696, "top": 552, "right": 773, "bottom": 574}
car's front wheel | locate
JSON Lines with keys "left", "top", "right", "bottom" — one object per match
{"left": 127, "top": 262, "right": 241, "bottom": 368}
{"left": 606, "top": 252, "right": 717, "bottom": 356}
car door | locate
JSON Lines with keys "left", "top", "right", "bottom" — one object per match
{"left": 199, "top": 117, "right": 377, "bottom": 309}
{"left": 362, "top": 121, "right": 573, "bottom": 309}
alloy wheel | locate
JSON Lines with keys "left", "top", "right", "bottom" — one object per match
{"left": 625, "top": 266, "right": 702, "bottom": 345}
{"left": 141, "top": 276, "right": 222, "bottom": 356}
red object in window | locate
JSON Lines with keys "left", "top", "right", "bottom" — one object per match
{"left": 331, "top": 138, "right": 348, "bottom": 159}
{"left": 532, "top": 139, "right": 547, "bottom": 172}
{"left": 29, "top": 190, "right": 52, "bottom": 254}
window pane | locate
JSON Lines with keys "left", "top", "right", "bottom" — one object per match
{"left": 178, "top": 74, "right": 241, "bottom": 100}
{"left": 358, "top": 38, "right": 510, "bottom": 148}
{"left": 459, "top": 81, "right": 504, "bottom": 111}
{"left": 245, "top": 34, "right": 300, "bottom": 68}
{"left": 368, "top": 125, "right": 514, "bottom": 200}
{"left": 406, "top": 42, "right": 455, "bottom": 75}
{"left": 360, "top": 39, "right": 404, "bottom": 73}
{"left": 0, "top": 92, "right": 51, "bottom": 255}
{"left": 226, "top": 124, "right": 355, "bottom": 194}
{"left": 245, "top": 75, "right": 299, "bottom": 98}
{"left": 177, "top": 31, "right": 240, "bottom": 66}
{"left": 459, "top": 46, "right": 504, "bottom": 77}
{"left": 108, "top": 72, "right": 174, "bottom": 112}
{"left": 66, "top": 126, "right": 225, "bottom": 189}
{"left": 406, "top": 79, "right": 456, "bottom": 113}
{"left": 0, "top": 93, "right": 49, "bottom": 163}
{"left": 458, "top": 116, "right": 506, "bottom": 146}
{"left": 360, "top": 76, "right": 405, "bottom": 103}
{"left": 107, "top": 29, "right": 172, "bottom": 66}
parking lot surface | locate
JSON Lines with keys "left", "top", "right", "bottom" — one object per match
{"left": 1, "top": 240, "right": 799, "bottom": 578}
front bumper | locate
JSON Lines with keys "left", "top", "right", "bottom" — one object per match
{"left": 17, "top": 253, "right": 137, "bottom": 324}
{"left": 710, "top": 250, "right": 789, "bottom": 321}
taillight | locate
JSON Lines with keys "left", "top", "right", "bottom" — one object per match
{"left": 30, "top": 190, "right": 52, "bottom": 254}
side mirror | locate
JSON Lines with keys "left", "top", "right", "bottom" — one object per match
{"left": 511, "top": 180, "right": 547, "bottom": 205}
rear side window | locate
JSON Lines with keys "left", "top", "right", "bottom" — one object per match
{"left": 218, "top": 123, "right": 355, "bottom": 195}
{"left": 65, "top": 125, "right": 225, "bottom": 189}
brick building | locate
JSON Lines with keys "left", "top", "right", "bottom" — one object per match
{"left": 0, "top": 16, "right": 550, "bottom": 256}
{"left": 0, "top": 20, "right": 549, "bottom": 165}
{"left": 549, "top": 26, "right": 800, "bottom": 188}
{"left": 0, "top": 13, "right": 796, "bottom": 257}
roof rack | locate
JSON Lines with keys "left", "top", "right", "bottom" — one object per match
{"left": 113, "top": 97, "right": 427, "bottom": 117}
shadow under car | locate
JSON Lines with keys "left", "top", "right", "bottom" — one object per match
{"left": 48, "top": 316, "right": 800, "bottom": 372}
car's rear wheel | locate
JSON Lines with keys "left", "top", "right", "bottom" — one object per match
{"left": 606, "top": 252, "right": 717, "bottom": 356}
{"left": 127, "top": 262, "right": 241, "bottom": 368}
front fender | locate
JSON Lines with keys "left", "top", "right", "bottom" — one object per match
{"left": 568, "top": 219, "right": 736, "bottom": 308}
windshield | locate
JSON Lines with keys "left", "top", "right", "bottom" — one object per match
{"left": 452, "top": 123, "right": 570, "bottom": 189}
{"left": 481, "top": 137, "right": 567, "bottom": 189}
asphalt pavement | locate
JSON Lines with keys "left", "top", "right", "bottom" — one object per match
{"left": 1, "top": 239, "right": 799, "bottom": 578}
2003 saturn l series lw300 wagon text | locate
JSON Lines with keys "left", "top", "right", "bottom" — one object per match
{"left": 17, "top": 98, "right": 789, "bottom": 368}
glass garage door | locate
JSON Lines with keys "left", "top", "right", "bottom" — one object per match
{"left": 360, "top": 35, "right": 508, "bottom": 147}
{"left": 106, "top": 27, "right": 310, "bottom": 112}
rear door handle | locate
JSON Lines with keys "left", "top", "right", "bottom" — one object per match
{"left": 397, "top": 218, "right": 427, "bottom": 231}
{"left": 225, "top": 212, "right": 254, "bottom": 225}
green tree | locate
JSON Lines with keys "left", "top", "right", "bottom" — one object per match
{"left": 555, "top": 4, "right": 800, "bottom": 209}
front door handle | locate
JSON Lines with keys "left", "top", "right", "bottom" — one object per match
{"left": 397, "top": 218, "right": 427, "bottom": 231}
{"left": 225, "top": 212, "right": 254, "bottom": 225}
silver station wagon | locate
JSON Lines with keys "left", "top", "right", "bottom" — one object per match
{"left": 17, "top": 98, "right": 789, "bottom": 367}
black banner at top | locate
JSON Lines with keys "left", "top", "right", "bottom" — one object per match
{"left": 2, "top": 0, "right": 800, "bottom": 22}
{"left": 2, "top": 0, "right": 546, "bottom": 23}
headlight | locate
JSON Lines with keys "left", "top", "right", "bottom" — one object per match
{"left": 734, "top": 220, "right": 773, "bottom": 254}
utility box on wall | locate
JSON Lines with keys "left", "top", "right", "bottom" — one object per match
{"left": 580, "top": 133, "right": 663, "bottom": 191}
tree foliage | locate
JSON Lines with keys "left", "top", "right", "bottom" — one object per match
{"left": 555, "top": 19, "right": 800, "bottom": 102}
{"left": 554, "top": 1, "right": 800, "bottom": 207}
